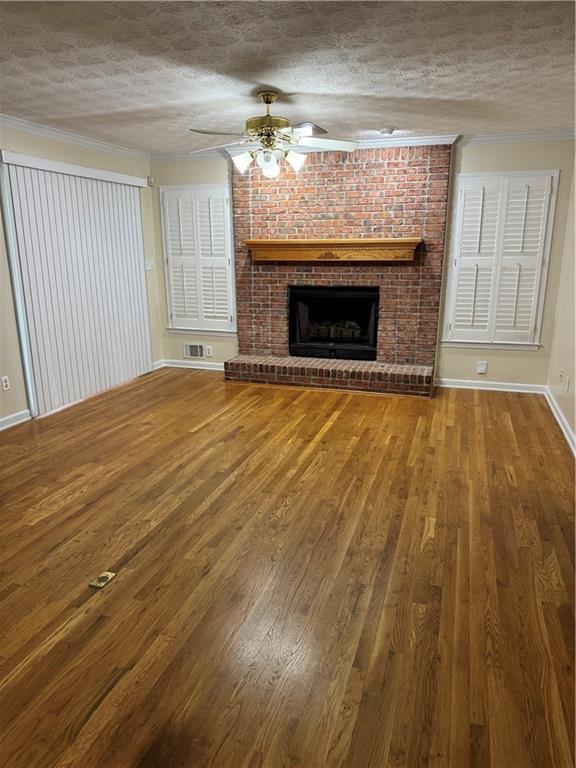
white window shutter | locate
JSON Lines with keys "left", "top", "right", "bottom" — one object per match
{"left": 163, "top": 186, "right": 234, "bottom": 331}
{"left": 196, "top": 191, "right": 234, "bottom": 330}
{"left": 163, "top": 190, "right": 200, "bottom": 327}
{"left": 446, "top": 172, "right": 556, "bottom": 345}
{"left": 493, "top": 176, "right": 552, "bottom": 342}
{"left": 448, "top": 178, "right": 501, "bottom": 341}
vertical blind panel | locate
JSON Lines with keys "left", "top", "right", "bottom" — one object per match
{"left": 8, "top": 164, "right": 151, "bottom": 416}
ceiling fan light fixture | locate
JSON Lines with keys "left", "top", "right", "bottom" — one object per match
{"left": 261, "top": 163, "right": 281, "bottom": 179}
{"left": 256, "top": 149, "right": 278, "bottom": 170}
{"left": 231, "top": 151, "right": 254, "bottom": 174}
{"left": 285, "top": 151, "right": 306, "bottom": 172}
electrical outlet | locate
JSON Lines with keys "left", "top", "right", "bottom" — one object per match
{"left": 204, "top": 345, "right": 213, "bottom": 358}
{"left": 0, "top": 376, "right": 10, "bottom": 391}
{"left": 559, "top": 368, "right": 565, "bottom": 381}
{"left": 476, "top": 361, "right": 487, "bottom": 375}
{"left": 145, "top": 257, "right": 155, "bottom": 271}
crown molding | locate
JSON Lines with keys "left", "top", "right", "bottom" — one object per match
{"left": 0, "top": 113, "right": 149, "bottom": 160}
{"left": 151, "top": 150, "right": 230, "bottom": 162}
{"left": 460, "top": 131, "right": 575, "bottom": 145}
{"left": 356, "top": 134, "right": 459, "bottom": 149}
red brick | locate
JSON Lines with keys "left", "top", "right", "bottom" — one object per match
{"left": 230, "top": 146, "right": 451, "bottom": 382}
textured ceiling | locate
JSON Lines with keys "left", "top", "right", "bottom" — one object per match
{"left": 0, "top": 1, "right": 574, "bottom": 156}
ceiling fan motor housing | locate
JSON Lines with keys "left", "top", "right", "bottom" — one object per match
{"left": 245, "top": 115, "right": 291, "bottom": 133}
{"left": 245, "top": 90, "right": 292, "bottom": 148}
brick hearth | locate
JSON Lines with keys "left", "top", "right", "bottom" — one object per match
{"left": 224, "top": 356, "right": 433, "bottom": 396}
{"left": 227, "top": 145, "right": 451, "bottom": 395}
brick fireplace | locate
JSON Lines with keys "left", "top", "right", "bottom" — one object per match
{"left": 225, "top": 145, "right": 451, "bottom": 396}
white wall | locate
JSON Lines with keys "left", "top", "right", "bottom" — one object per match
{"left": 547, "top": 173, "right": 575, "bottom": 434}
{"left": 0, "top": 212, "right": 27, "bottom": 418}
{"left": 437, "top": 138, "right": 574, "bottom": 385}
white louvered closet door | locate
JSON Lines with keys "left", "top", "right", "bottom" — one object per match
{"left": 7, "top": 163, "right": 152, "bottom": 416}
{"left": 162, "top": 185, "right": 234, "bottom": 332}
{"left": 448, "top": 177, "right": 501, "bottom": 341}
{"left": 493, "top": 176, "right": 552, "bottom": 342}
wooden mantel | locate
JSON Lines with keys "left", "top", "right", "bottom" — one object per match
{"left": 246, "top": 238, "right": 422, "bottom": 262}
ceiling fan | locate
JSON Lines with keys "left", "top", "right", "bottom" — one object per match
{"left": 189, "top": 91, "right": 359, "bottom": 178}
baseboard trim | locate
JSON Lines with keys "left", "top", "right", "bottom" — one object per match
{"left": 0, "top": 408, "right": 31, "bottom": 431}
{"left": 544, "top": 388, "right": 576, "bottom": 455}
{"left": 434, "top": 378, "right": 547, "bottom": 394}
{"left": 154, "top": 359, "right": 225, "bottom": 372}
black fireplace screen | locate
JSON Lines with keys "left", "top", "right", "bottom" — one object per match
{"left": 289, "top": 286, "right": 379, "bottom": 360}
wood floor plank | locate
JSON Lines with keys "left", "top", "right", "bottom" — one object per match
{"left": 0, "top": 370, "right": 573, "bottom": 768}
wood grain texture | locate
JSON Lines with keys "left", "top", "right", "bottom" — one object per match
{"left": 0, "top": 369, "right": 573, "bottom": 768}
{"left": 245, "top": 238, "right": 422, "bottom": 262}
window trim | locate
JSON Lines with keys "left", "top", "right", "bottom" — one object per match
{"left": 441, "top": 341, "right": 541, "bottom": 351}
{"left": 159, "top": 182, "right": 237, "bottom": 333}
{"left": 442, "top": 169, "right": 560, "bottom": 346}
{"left": 164, "top": 327, "right": 238, "bottom": 337}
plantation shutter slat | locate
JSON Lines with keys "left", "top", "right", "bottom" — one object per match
{"left": 163, "top": 186, "right": 234, "bottom": 331}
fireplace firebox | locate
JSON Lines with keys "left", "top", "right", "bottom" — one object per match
{"left": 289, "top": 286, "right": 379, "bottom": 360}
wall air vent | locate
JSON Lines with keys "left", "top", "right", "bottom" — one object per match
{"left": 183, "top": 343, "right": 205, "bottom": 358}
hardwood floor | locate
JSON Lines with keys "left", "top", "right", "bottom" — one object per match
{"left": 0, "top": 368, "right": 573, "bottom": 768}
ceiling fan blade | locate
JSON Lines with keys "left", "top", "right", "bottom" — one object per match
{"left": 291, "top": 121, "right": 328, "bottom": 136}
{"left": 277, "top": 121, "right": 328, "bottom": 139}
{"left": 298, "top": 136, "right": 359, "bottom": 152}
{"left": 189, "top": 128, "right": 246, "bottom": 137}
{"left": 189, "top": 140, "right": 248, "bottom": 154}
